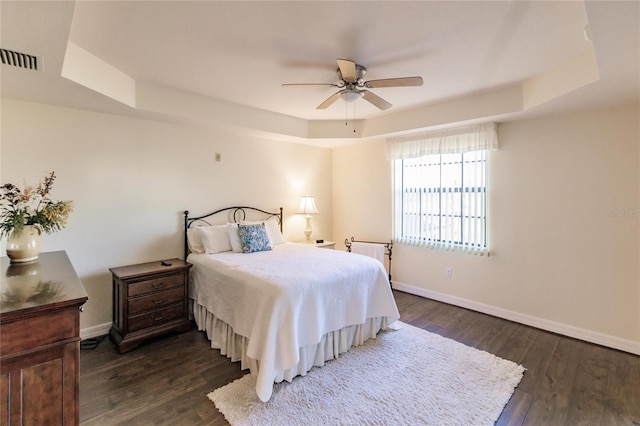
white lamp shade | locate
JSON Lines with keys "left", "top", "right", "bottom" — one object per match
{"left": 297, "top": 195, "right": 319, "bottom": 215}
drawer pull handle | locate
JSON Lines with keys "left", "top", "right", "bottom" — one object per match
{"left": 152, "top": 313, "right": 164, "bottom": 321}
{"left": 153, "top": 299, "right": 165, "bottom": 305}
{"left": 152, "top": 282, "right": 165, "bottom": 289}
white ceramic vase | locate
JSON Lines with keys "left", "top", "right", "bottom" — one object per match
{"left": 6, "top": 225, "right": 42, "bottom": 263}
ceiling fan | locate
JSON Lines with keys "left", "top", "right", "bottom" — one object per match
{"left": 283, "top": 59, "right": 423, "bottom": 111}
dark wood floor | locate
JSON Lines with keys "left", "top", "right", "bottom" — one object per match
{"left": 79, "top": 290, "right": 640, "bottom": 425}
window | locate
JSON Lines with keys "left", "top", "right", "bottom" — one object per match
{"left": 394, "top": 150, "right": 488, "bottom": 254}
{"left": 387, "top": 122, "right": 497, "bottom": 255}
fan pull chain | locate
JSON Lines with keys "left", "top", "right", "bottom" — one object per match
{"left": 345, "top": 98, "right": 348, "bottom": 127}
{"left": 343, "top": 95, "right": 357, "bottom": 134}
{"left": 353, "top": 101, "right": 356, "bottom": 133}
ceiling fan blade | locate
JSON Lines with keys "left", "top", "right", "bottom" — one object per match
{"left": 336, "top": 59, "right": 357, "bottom": 82}
{"left": 282, "top": 83, "right": 339, "bottom": 87}
{"left": 362, "top": 90, "right": 392, "bottom": 110}
{"left": 365, "top": 76, "right": 423, "bottom": 88}
{"left": 317, "top": 91, "right": 343, "bottom": 109}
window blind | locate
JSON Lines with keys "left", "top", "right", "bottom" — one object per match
{"left": 389, "top": 122, "right": 497, "bottom": 255}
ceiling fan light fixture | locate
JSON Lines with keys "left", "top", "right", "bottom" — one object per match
{"left": 340, "top": 90, "right": 363, "bottom": 103}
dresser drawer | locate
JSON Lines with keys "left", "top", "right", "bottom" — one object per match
{"left": 1, "top": 308, "right": 78, "bottom": 357}
{"left": 128, "top": 273, "right": 184, "bottom": 297}
{"left": 128, "top": 304, "right": 185, "bottom": 332}
{"left": 128, "top": 287, "right": 185, "bottom": 315}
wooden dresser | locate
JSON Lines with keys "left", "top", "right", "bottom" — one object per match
{"left": 109, "top": 258, "right": 192, "bottom": 353}
{"left": 0, "top": 251, "right": 88, "bottom": 425}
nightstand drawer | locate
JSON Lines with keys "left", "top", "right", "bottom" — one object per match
{"left": 128, "top": 287, "right": 185, "bottom": 315}
{"left": 128, "top": 304, "right": 185, "bottom": 332}
{"left": 128, "top": 274, "right": 184, "bottom": 297}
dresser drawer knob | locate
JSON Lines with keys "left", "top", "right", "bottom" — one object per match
{"left": 152, "top": 282, "right": 165, "bottom": 289}
{"left": 152, "top": 313, "right": 164, "bottom": 321}
{"left": 153, "top": 298, "right": 165, "bottom": 305}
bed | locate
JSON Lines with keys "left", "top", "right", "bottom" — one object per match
{"left": 184, "top": 206, "right": 399, "bottom": 401}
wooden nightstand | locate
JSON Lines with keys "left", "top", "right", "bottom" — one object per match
{"left": 109, "top": 258, "right": 192, "bottom": 353}
{"left": 313, "top": 241, "right": 335, "bottom": 249}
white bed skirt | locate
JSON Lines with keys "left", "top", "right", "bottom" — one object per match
{"left": 192, "top": 301, "right": 391, "bottom": 384}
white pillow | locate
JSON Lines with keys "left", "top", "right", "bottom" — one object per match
{"left": 241, "top": 218, "right": 286, "bottom": 245}
{"left": 264, "top": 218, "right": 286, "bottom": 245}
{"left": 227, "top": 223, "right": 243, "bottom": 253}
{"left": 187, "top": 227, "right": 206, "bottom": 254}
{"left": 198, "top": 225, "right": 232, "bottom": 254}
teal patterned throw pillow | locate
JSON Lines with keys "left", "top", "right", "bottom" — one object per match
{"left": 237, "top": 223, "right": 272, "bottom": 253}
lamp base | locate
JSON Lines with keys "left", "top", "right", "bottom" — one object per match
{"left": 303, "top": 216, "right": 313, "bottom": 243}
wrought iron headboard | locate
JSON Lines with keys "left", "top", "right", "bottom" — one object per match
{"left": 183, "top": 206, "right": 283, "bottom": 260}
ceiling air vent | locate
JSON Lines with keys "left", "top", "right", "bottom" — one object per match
{"left": 1, "top": 48, "right": 39, "bottom": 71}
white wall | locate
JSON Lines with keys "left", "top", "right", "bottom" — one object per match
{"left": 3, "top": 98, "right": 639, "bottom": 353}
{"left": 1, "top": 98, "right": 332, "bottom": 332}
{"left": 333, "top": 105, "right": 640, "bottom": 353}
{"left": 332, "top": 139, "right": 392, "bottom": 249}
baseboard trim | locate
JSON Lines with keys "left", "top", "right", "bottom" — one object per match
{"left": 392, "top": 281, "right": 640, "bottom": 356}
{"left": 80, "top": 322, "right": 111, "bottom": 340}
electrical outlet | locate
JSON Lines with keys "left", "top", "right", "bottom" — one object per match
{"left": 446, "top": 268, "right": 453, "bottom": 278}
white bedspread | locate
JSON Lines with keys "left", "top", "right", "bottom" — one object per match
{"left": 188, "top": 243, "right": 399, "bottom": 401}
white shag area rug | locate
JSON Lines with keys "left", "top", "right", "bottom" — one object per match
{"left": 208, "top": 321, "right": 525, "bottom": 426}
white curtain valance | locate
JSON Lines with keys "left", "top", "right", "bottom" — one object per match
{"left": 385, "top": 122, "right": 499, "bottom": 160}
